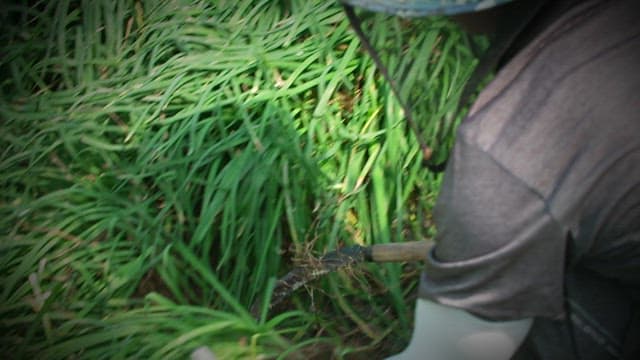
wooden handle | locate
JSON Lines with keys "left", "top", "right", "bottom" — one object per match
{"left": 370, "top": 239, "right": 433, "bottom": 263}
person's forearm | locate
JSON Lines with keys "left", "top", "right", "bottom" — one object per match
{"left": 387, "top": 299, "right": 532, "bottom": 360}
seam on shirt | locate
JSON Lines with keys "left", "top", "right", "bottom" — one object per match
{"left": 458, "top": 136, "right": 563, "bottom": 231}
{"left": 459, "top": 135, "right": 639, "bottom": 265}
{"left": 493, "top": 29, "right": 640, "bottom": 147}
{"left": 460, "top": 26, "right": 640, "bottom": 226}
{"left": 467, "top": 0, "right": 630, "bottom": 122}
{"left": 586, "top": 151, "right": 640, "bottom": 256}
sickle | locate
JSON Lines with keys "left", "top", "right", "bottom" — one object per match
{"left": 251, "top": 239, "right": 433, "bottom": 318}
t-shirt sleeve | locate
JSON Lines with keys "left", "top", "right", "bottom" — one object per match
{"left": 418, "top": 136, "right": 568, "bottom": 321}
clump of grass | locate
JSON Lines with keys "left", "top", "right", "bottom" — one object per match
{"left": 1, "top": 0, "right": 482, "bottom": 358}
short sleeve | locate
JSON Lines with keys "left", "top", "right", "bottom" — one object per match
{"left": 418, "top": 137, "right": 568, "bottom": 321}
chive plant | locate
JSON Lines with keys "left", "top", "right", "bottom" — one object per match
{"left": 0, "top": 0, "right": 483, "bottom": 357}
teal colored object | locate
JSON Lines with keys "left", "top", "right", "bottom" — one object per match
{"left": 340, "top": 0, "right": 514, "bottom": 17}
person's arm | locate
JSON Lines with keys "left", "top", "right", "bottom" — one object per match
{"left": 387, "top": 298, "right": 532, "bottom": 360}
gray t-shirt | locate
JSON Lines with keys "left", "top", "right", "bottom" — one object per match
{"left": 419, "top": 0, "right": 640, "bottom": 321}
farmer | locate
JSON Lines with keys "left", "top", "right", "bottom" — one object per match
{"left": 341, "top": 0, "right": 640, "bottom": 359}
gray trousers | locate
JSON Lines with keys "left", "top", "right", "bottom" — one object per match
{"left": 513, "top": 267, "right": 639, "bottom": 360}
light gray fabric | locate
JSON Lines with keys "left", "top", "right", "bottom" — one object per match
{"left": 419, "top": 0, "right": 640, "bottom": 323}
{"left": 387, "top": 299, "right": 532, "bottom": 360}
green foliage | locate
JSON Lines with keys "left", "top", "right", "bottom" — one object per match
{"left": 1, "top": 0, "right": 482, "bottom": 358}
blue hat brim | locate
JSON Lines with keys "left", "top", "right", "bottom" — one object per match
{"left": 341, "top": 0, "right": 513, "bottom": 17}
